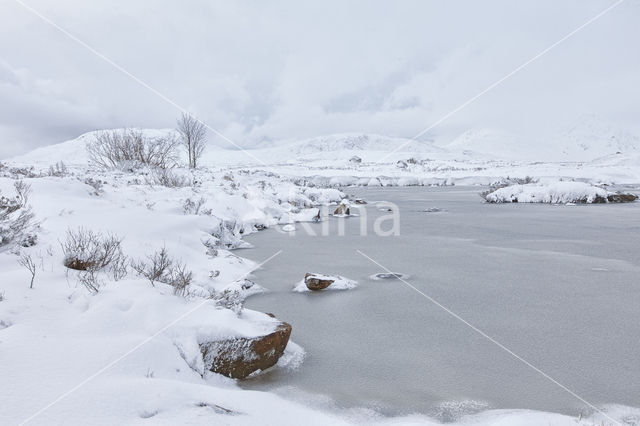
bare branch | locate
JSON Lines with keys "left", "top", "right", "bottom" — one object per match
{"left": 18, "top": 253, "right": 37, "bottom": 289}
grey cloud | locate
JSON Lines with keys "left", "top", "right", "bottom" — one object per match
{"left": 0, "top": 0, "right": 638, "bottom": 158}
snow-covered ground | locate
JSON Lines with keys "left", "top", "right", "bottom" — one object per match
{"left": 1, "top": 128, "right": 639, "bottom": 425}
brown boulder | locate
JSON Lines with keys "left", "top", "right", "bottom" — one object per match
{"left": 201, "top": 321, "right": 292, "bottom": 379}
{"left": 607, "top": 193, "right": 638, "bottom": 203}
{"left": 304, "top": 273, "right": 334, "bottom": 290}
{"left": 333, "top": 204, "right": 350, "bottom": 215}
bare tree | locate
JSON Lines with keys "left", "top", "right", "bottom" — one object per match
{"left": 176, "top": 113, "right": 207, "bottom": 168}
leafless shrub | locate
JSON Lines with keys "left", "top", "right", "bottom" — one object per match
{"left": 0, "top": 290, "right": 4, "bottom": 301}
{"left": 61, "top": 229, "right": 127, "bottom": 292}
{"left": 5, "top": 166, "right": 37, "bottom": 179}
{"left": 77, "top": 269, "right": 100, "bottom": 294}
{"left": 0, "top": 181, "right": 37, "bottom": 249}
{"left": 131, "top": 246, "right": 173, "bottom": 286}
{"left": 183, "top": 197, "right": 208, "bottom": 215}
{"left": 17, "top": 253, "right": 36, "bottom": 289}
{"left": 513, "top": 176, "right": 537, "bottom": 185}
{"left": 131, "top": 247, "right": 193, "bottom": 295}
{"left": 176, "top": 113, "right": 207, "bottom": 169}
{"left": 61, "top": 228, "right": 125, "bottom": 271}
{"left": 145, "top": 167, "right": 189, "bottom": 188}
{"left": 87, "top": 129, "right": 179, "bottom": 170}
{"left": 47, "top": 161, "right": 68, "bottom": 177}
{"left": 167, "top": 262, "right": 193, "bottom": 296}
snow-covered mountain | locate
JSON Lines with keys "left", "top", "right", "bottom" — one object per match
{"left": 444, "top": 128, "right": 538, "bottom": 161}
{"left": 555, "top": 114, "right": 640, "bottom": 161}
{"left": 275, "top": 133, "right": 443, "bottom": 155}
{"left": 443, "top": 116, "right": 640, "bottom": 163}
{"left": 9, "top": 118, "right": 640, "bottom": 170}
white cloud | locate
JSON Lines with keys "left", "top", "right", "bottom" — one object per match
{"left": 0, "top": 0, "right": 638, "bottom": 158}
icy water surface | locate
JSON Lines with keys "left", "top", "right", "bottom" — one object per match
{"left": 241, "top": 186, "right": 640, "bottom": 419}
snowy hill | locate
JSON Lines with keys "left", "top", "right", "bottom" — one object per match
{"left": 208, "top": 133, "right": 447, "bottom": 166}
{"left": 555, "top": 114, "right": 640, "bottom": 161}
{"left": 8, "top": 128, "right": 178, "bottom": 167}
{"left": 443, "top": 117, "right": 640, "bottom": 163}
{"left": 277, "top": 133, "right": 444, "bottom": 155}
{"left": 444, "top": 128, "right": 537, "bottom": 161}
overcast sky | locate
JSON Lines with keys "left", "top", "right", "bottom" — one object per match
{"left": 1, "top": 0, "right": 639, "bottom": 159}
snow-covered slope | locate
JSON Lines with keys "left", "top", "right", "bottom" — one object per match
{"left": 276, "top": 133, "right": 443, "bottom": 155}
{"left": 445, "top": 128, "right": 536, "bottom": 161}
{"left": 555, "top": 114, "right": 640, "bottom": 161}
{"left": 205, "top": 133, "right": 447, "bottom": 166}
{"left": 442, "top": 116, "right": 640, "bottom": 163}
{"left": 8, "top": 128, "right": 179, "bottom": 167}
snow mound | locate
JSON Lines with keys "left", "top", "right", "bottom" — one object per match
{"left": 483, "top": 181, "right": 612, "bottom": 204}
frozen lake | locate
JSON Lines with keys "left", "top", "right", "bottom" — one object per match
{"left": 241, "top": 186, "right": 640, "bottom": 420}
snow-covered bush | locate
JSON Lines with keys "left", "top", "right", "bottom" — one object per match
{"left": 47, "top": 161, "right": 68, "bottom": 177}
{"left": 61, "top": 228, "right": 127, "bottom": 292}
{"left": 183, "top": 197, "right": 208, "bottom": 215}
{"left": 131, "top": 247, "right": 193, "bottom": 295}
{"left": 83, "top": 177, "right": 104, "bottom": 196}
{"left": 213, "top": 289, "right": 244, "bottom": 315}
{"left": 208, "top": 221, "right": 245, "bottom": 249}
{"left": 0, "top": 181, "right": 37, "bottom": 249}
{"left": 87, "top": 129, "right": 179, "bottom": 169}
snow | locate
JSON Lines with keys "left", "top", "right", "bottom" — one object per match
{"left": 293, "top": 274, "right": 358, "bottom": 292}
{"left": 281, "top": 224, "right": 296, "bottom": 232}
{"left": 484, "top": 181, "right": 613, "bottom": 204}
{"left": 2, "top": 129, "right": 640, "bottom": 425}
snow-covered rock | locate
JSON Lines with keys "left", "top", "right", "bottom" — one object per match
{"left": 200, "top": 318, "right": 292, "bottom": 379}
{"left": 294, "top": 273, "right": 358, "bottom": 292}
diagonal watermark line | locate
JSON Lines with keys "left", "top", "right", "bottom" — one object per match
{"left": 377, "top": 0, "right": 625, "bottom": 164}
{"left": 19, "top": 250, "right": 282, "bottom": 425}
{"left": 356, "top": 249, "right": 621, "bottom": 426}
{"left": 13, "top": 0, "right": 269, "bottom": 167}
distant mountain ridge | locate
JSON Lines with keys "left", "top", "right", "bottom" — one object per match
{"left": 8, "top": 116, "right": 640, "bottom": 166}
{"left": 556, "top": 114, "right": 640, "bottom": 161}
{"left": 444, "top": 115, "right": 640, "bottom": 162}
